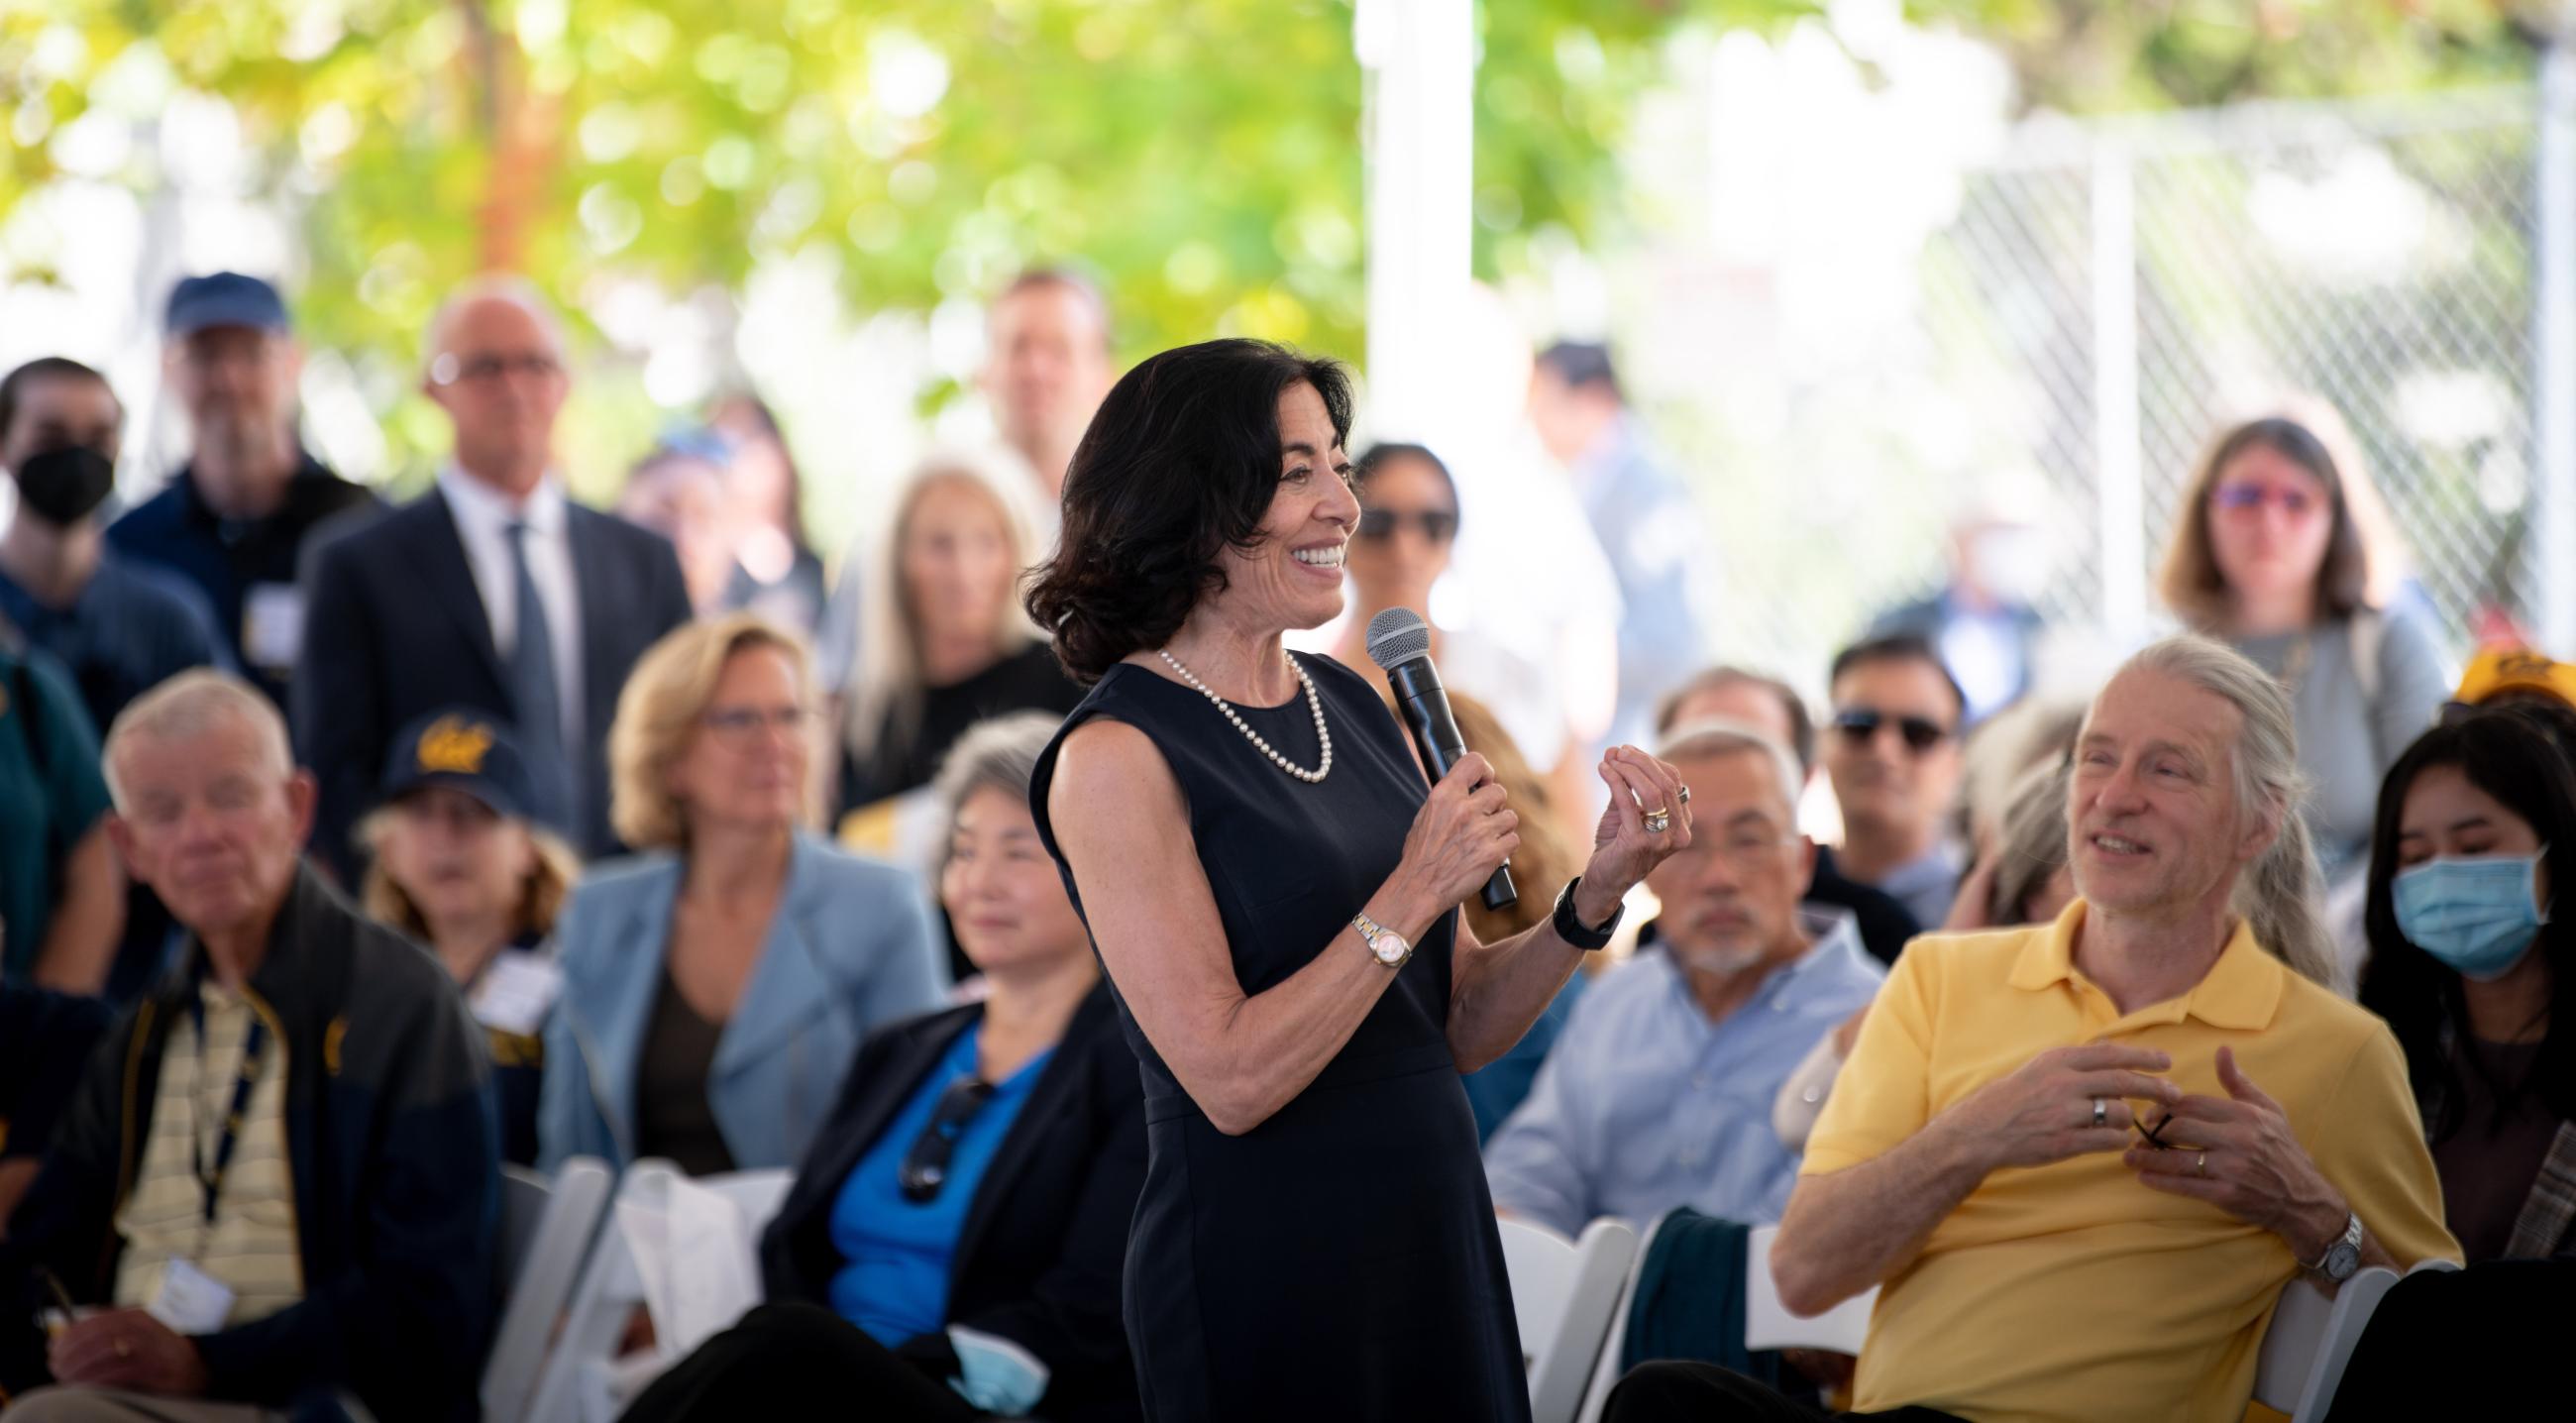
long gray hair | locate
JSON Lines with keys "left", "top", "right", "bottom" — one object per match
{"left": 2110, "top": 636, "right": 2336, "bottom": 985}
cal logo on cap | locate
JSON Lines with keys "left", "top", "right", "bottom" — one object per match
{"left": 415, "top": 714, "right": 494, "bottom": 775}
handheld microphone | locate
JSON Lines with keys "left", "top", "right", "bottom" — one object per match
{"left": 1365, "top": 608, "right": 1517, "bottom": 912}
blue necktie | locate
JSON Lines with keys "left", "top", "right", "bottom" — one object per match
{"left": 506, "top": 520, "right": 578, "bottom": 836}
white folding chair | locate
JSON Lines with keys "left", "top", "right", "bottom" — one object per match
{"left": 1742, "top": 1222, "right": 1877, "bottom": 1355}
{"left": 1575, "top": 1211, "right": 1666, "bottom": 1423}
{"left": 1499, "top": 1217, "right": 1640, "bottom": 1423}
{"left": 523, "top": 1162, "right": 797, "bottom": 1423}
{"left": 482, "top": 1157, "right": 613, "bottom": 1423}
{"left": 2253, "top": 1268, "right": 2403, "bottom": 1423}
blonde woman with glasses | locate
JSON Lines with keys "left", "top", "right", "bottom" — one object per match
{"left": 538, "top": 613, "right": 946, "bottom": 1174}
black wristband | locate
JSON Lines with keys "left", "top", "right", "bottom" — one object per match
{"left": 1553, "top": 876, "right": 1621, "bottom": 950}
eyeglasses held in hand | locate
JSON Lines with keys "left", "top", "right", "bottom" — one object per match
{"left": 2137, "top": 1110, "right": 2178, "bottom": 1150}
{"left": 900, "top": 1075, "right": 998, "bottom": 1203}
{"left": 1356, "top": 508, "right": 1459, "bottom": 544}
{"left": 1831, "top": 707, "right": 1950, "bottom": 754}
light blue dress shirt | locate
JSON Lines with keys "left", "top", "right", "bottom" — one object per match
{"left": 1482, "top": 910, "right": 1883, "bottom": 1237}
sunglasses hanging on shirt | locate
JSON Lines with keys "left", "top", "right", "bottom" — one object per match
{"left": 898, "top": 1075, "right": 998, "bottom": 1203}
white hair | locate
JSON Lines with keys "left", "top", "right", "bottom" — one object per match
{"left": 1655, "top": 715, "right": 1805, "bottom": 821}
{"left": 102, "top": 670, "right": 292, "bottom": 810}
{"left": 422, "top": 274, "right": 568, "bottom": 378}
{"left": 2099, "top": 635, "right": 2336, "bottom": 986}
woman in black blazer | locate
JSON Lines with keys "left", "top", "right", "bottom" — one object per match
{"left": 620, "top": 712, "right": 1144, "bottom": 1423}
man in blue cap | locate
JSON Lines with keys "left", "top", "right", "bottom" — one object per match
{"left": 105, "top": 274, "right": 379, "bottom": 711}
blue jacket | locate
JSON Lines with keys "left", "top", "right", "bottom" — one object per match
{"left": 0, "top": 866, "right": 497, "bottom": 1423}
{"left": 538, "top": 833, "right": 947, "bottom": 1173}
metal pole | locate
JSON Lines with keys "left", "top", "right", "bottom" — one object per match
{"left": 2534, "top": 38, "right": 2576, "bottom": 655}
{"left": 1355, "top": 0, "right": 1472, "bottom": 442}
{"left": 2091, "top": 142, "right": 2148, "bottom": 647}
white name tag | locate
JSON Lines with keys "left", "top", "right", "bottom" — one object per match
{"left": 472, "top": 951, "right": 564, "bottom": 1038}
{"left": 242, "top": 583, "right": 306, "bottom": 671}
{"left": 148, "top": 1259, "right": 236, "bottom": 1335}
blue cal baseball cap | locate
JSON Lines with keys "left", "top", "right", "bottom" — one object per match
{"left": 380, "top": 709, "right": 536, "bottom": 821}
{"left": 164, "top": 273, "right": 292, "bottom": 339}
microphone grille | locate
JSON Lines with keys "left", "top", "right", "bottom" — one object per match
{"left": 1364, "top": 607, "right": 1433, "bottom": 670}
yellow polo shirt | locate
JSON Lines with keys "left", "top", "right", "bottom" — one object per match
{"left": 1803, "top": 902, "right": 2456, "bottom": 1423}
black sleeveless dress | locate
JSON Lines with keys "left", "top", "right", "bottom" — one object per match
{"left": 1031, "top": 653, "right": 1530, "bottom": 1423}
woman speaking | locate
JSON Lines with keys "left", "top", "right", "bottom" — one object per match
{"left": 1027, "top": 339, "right": 1694, "bottom": 1420}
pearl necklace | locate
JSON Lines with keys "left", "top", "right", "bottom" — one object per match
{"left": 1156, "top": 648, "right": 1333, "bottom": 783}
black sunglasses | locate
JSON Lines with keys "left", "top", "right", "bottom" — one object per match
{"left": 1356, "top": 508, "right": 1459, "bottom": 544}
{"left": 1831, "top": 707, "right": 1951, "bottom": 754}
{"left": 898, "top": 1075, "right": 996, "bottom": 1203}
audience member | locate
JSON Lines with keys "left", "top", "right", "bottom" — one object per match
{"left": 1485, "top": 719, "right": 1882, "bottom": 1236}
{"left": 539, "top": 615, "right": 946, "bottom": 1175}
{"left": 0, "top": 986, "right": 112, "bottom": 1227}
{"left": 706, "top": 391, "right": 827, "bottom": 634}
{"left": 617, "top": 712, "right": 1144, "bottom": 1422}
{"left": 981, "top": 269, "right": 1118, "bottom": 507}
{"left": 2157, "top": 415, "right": 2449, "bottom": 878}
{"left": 1954, "top": 695, "right": 2088, "bottom": 861}
{"left": 1820, "top": 635, "right": 1969, "bottom": 929}
{"left": 0, "top": 636, "right": 120, "bottom": 993}
{"left": 359, "top": 709, "right": 579, "bottom": 1167}
{"left": 1335, "top": 443, "right": 1589, "bottom": 840}
{"left": 1527, "top": 341, "right": 1720, "bottom": 747}
{"left": 1867, "top": 493, "right": 2052, "bottom": 725}
{"left": 297, "top": 276, "right": 693, "bottom": 872}
{"left": 1446, "top": 692, "right": 1586, "bottom": 1141}
{"left": 0, "top": 671, "right": 494, "bottom": 1423}
{"left": 0, "top": 359, "right": 229, "bottom": 735}
{"left": 2448, "top": 642, "right": 2576, "bottom": 715}
{"left": 616, "top": 433, "right": 740, "bottom": 614}
{"left": 837, "top": 451, "right": 1080, "bottom": 828}
{"left": 1608, "top": 636, "right": 2457, "bottom": 1423}
{"left": 2358, "top": 712, "right": 2576, "bottom": 1260}
{"left": 1657, "top": 666, "right": 1923, "bottom": 964}
{"left": 104, "top": 274, "right": 378, "bottom": 708}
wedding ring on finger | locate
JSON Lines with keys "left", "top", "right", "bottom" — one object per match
{"left": 2092, "top": 1097, "right": 2107, "bottom": 1129}
{"left": 1644, "top": 807, "right": 1672, "bottom": 834}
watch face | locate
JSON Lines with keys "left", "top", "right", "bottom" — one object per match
{"left": 1372, "top": 932, "right": 1411, "bottom": 966}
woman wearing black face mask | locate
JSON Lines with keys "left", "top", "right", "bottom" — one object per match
{"left": 0, "top": 357, "right": 231, "bottom": 741}
{"left": 2358, "top": 710, "right": 2576, "bottom": 1262}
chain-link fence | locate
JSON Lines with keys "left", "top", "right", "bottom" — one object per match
{"left": 1686, "top": 80, "right": 2569, "bottom": 693}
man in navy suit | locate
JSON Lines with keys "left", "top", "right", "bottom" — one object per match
{"left": 296, "top": 277, "right": 691, "bottom": 876}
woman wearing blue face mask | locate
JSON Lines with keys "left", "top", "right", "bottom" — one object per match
{"left": 2358, "top": 711, "right": 2576, "bottom": 1262}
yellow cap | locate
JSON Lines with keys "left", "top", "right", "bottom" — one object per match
{"left": 2454, "top": 646, "right": 2576, "bottom": 709}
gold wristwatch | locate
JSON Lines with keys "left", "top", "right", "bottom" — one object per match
{"left": 1350, "top": 911, "right": 1414, "bottom": 970}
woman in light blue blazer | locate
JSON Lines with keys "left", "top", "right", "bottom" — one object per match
{"left": 539, "top": 614, "right": 947, "bottom": 1173}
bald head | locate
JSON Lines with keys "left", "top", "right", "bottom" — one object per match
{"left": 423, "top": 276, "right": 571, "bottom": 498}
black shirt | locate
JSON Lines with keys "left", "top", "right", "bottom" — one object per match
{"left": 104, "top": 454, "right": 381, "bottom": 707}
{"left": 838, "top": 641, "right": 1084, "bottom": 814}
{"left": 635, "top": 963, "right": 738, "bottom": 1178}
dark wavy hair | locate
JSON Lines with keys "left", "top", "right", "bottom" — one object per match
{"left": 1024, "top": 339, "right": 1353, "bottom": 683}
{"left": 2358, "top": 710, "right": 2576, "bottom": 1138}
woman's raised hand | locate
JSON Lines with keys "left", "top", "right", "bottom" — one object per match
{"left": 1584, "top": 745, "right": 1695, "bottom": 899}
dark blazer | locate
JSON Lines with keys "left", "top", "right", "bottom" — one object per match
{"left": 761, "top": 985, "right": 1145, "bottom": 1423}
{"left": 0, "top": 866, "right": 497, "bottom": 1423}
{"left": 294, "top": 485, "right": 692, "bottom": 874}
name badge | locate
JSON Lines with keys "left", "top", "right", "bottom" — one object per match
{"left": 147, "top": 1259, "right": 236, "bottom": 1335}
{"left": 472, "top": 951, "right": 565, "bottom": 1038}
{"left": 242, "top": 583, "right": 306, "bottom": 672}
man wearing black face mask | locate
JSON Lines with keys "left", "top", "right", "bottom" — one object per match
{"left": 0, "top": 359, "right": 230, "bottom": 738}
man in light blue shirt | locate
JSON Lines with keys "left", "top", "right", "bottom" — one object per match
{"left": 1484, "top": 718, "right": 1883, "bottom": 1236}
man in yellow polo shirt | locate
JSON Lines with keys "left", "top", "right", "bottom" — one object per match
{"left": 1604, "top": 636, "right": 2456, "bottom": 1423}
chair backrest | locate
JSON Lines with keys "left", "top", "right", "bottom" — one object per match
{"left": 2254, "top": 1268, "right": 2401, "bottom": 1422}
{"left": 1575, "top": 1212, "right": 1669, "bottom": 1423}
{"left": 522, "top": 1161, "right": 800, "bottom": 1423}
{"left": 483, "top": 1157, "right": 613, "bottom": 1423}
{"left": 1742, "top": 1222, "right": 1876, "bottom": 1355}
{"left": 1498, "top": 1218, "right": 1641, "bottom": 1423}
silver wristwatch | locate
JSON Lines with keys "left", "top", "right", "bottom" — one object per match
{"left": 1350, "top": 911, "right": 1413, "bottom": 970}
{"left": 2308, "top": 1211, "right": 2364, "bottom": 1282}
